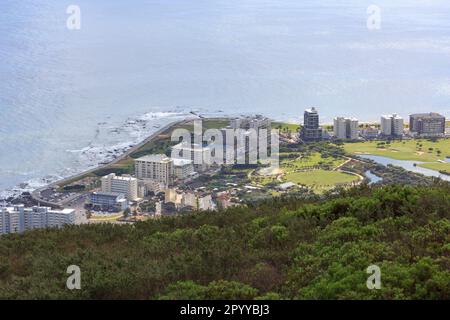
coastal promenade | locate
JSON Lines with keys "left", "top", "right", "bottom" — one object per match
{"left": 31, "top": 118, "right": 191, "bottom": 208}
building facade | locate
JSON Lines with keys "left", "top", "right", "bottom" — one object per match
{"left": 90, "top": 192, "right": 128, "bottom": 212}
{"left": 135, "top": 154, "right": 174, "bottom": 186}
{"left": 409, "top": 113, "right": 445, "bottom": 136}
{"left": 101, "top": 173, "right": 138, "bottom": 201}
{"left": 361, "top": 126, "right": 379, "bottom": 139}
{"left": 171, "top": 143, "right": 211, "bottom": 171}
{"left": 173, "top": 158, "right": 195, "bottom": 180}
{"left": 381, "top": 114, "right": 404, "bottom": 137}
{"left": 301, "top": 107, "right": 322, "bottom": 141}
{"left": 333, "top": 117, "right": 359, "bottom": 140}
{"left": 0, "top": 205, "right": 75, "bottom": 235}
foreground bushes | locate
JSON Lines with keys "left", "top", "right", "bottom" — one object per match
{"left": 0, "top": 184, "right": 449, "bottom": 299}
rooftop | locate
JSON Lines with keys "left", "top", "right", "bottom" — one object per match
{"left": 104, "top": 173, "right": 137, "bottom": 181}
{"left": 91, "top": 191, "right": 125, "bottom": 198}
{"left": 135, "top": 154, "right": 172, "bottom": 163}
{"left": 305, "top": 107, "right": 318, "bottom": 113}
{"left": 381, "top": 114, "right": 403, "bottom": 119}
{"left": 173, "top": 158, "right": 193, "bottom": 166}
{"left": 410, "top": 112, "right": 445, "bottom": 119}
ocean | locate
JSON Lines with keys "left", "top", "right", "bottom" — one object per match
{"left": 1, "top": 0, "right": 450, "bottom": 196}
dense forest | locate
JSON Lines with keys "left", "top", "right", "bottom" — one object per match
{"left": 0, "top": 183, "right": 449, "bottom": 299}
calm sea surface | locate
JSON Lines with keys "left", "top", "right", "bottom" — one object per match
{"left": 1, "top": 0, "right": 450, "bottom": 195}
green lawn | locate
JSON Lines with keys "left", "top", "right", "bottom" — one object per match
{"left": 418, "top": 162, "right": 450, "bottom": 174}
{"left": 284, "top": 170, "right": 359, "bottom": 188}
{"left": 344, "top": 139, "right": 450, "bottom": 162}
{"left": 272, "top": 122, "right": 300, "bottom": 132}
{"left": 280, "top": 152, "right": 345, "bottom": 171}
{"left": 252, "top": 152, "right": 356, "bottom": 191}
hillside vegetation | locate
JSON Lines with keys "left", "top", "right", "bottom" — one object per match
{"left": 0, "top": 184, "right": 449, "bottom": 299}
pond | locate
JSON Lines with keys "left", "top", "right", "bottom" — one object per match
{"left": 358, "top": 154, "right": 450, "bottom": 182}
{"left": 364, "top": 170, "right": 383, "bottom": 184}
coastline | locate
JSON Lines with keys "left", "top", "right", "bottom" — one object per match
{"left": 29, "top": 118, "right": 189, "bottom": 207}
{"left": 29, "top": 117, "right": 232, "bottom": 208}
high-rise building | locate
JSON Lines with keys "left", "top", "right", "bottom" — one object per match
{"left": 301, "top": 107, "right": 322, "bottom": 141}
{"left": 0, "top": 205, "right": 75, "bottom": 235}
{"left": 101, "top": 173, "right": 138, "bottom": 201}
{"left": 409, "top": 113, "right": 445, "bottom": 136}
{"left": 333, "top": 117, "right": 359, "bottom": 140}
{"left": 222, "top": 115, "right": 272, "bottom": 165}
{"left": 135, "top": 154, "right": 174, "bottom": 186}
{"left": 172, "top": 142, "right": 211, "bottom": 171}
{"left": 229, "top": 115, "right": 271, "bottom": 132}
{"left": 381, "top": 114, "right": 404, "bottom": 137}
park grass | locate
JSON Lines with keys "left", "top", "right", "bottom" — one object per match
{"left": 280, "top": 152, "right": 345, "bottom": 171}
{"left": 418, "top": 162, "right": 450, "bottom": 174}
{"left": 343, "top": 139, "right": 450, "bottom": 162}
{"left": 284, "top": 169, "right": 358, "bottom": 188}
{"left": 272, "top": 122, "right": 300, "bottom": 132}
{"left": 252, "top": 152, "right": 350, "bottom": 189}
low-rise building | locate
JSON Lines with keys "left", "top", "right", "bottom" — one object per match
{"left": 163, "top": 189, "right": 216, "bottom": 212}
{"left": 101, "top": 173, "right": 138, "bottom": 201}
{"left": 173, "top": 158, "right": 195, "bottom": 180}
{"left": 138, "top": 179, "right": 165, "bottom": 197}
{"left": 216, "top": 191, "right": 238, "bottom": 210}
{"left": 361, "top": 126, "right": 379, "bottom": 139}
{"left": 0, "top": 205, "right": 75, "bottom": 235}
{"left": 90, "top": 192, "right": 128, "bottom": 212}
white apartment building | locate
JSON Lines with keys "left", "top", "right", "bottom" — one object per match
{"left": 381, "top": 114, "right": 404, "bottom": 136}
{"left": 230, "top": 115, "right": 271, "bottom": 132}
{"left": 0, "top": 205, "right": 75, "bottom": 235}
{"left": 135, "top": 154, "right": 174, "bottom": 186}
{"left": 173, "top": 158, "right": 195, "bottom": 180}
{"left": 101, "top": 173, "right": 138, "bottom": 201}
{"left": 333, "top": 117, "right": 359, "bottom": 140}
{"left": 171, "top": 142, "right": 211, "bottom": 171}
